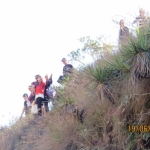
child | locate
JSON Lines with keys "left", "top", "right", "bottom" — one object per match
{"left": 20, "top": 93, "right": 31, "bottom": 118}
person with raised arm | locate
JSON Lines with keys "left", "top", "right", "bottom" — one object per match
{"left": 43, "top": 74, "right": 53, "bottom": 114}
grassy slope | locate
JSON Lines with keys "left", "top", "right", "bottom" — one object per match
{"left": 0, "top": 26, "right": 150, "bottom": 150}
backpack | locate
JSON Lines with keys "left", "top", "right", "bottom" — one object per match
{"left": 46, "top": 87, "right": 56, "bottom": 99}
{"left": 57, "top": 75, "right": 64, "bottom": 84}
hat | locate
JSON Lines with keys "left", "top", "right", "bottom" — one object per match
{"left": 61, "top": 58, "right": 66, "bottom": 61}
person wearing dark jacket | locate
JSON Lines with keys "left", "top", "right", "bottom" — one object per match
{"left": 62, "top": 58, "right": 73, "bottom": 76}
{"left": 20, "top": 93, "right": 31, "bottom": 118}
{"left": 57, "top": 58, "right": 73, "bottom": 84}
{"left": 43, "top": 74, "right": 53, "bottom": 112}
{"left": 119, "top": 19, "right": 129, "bottom": 43}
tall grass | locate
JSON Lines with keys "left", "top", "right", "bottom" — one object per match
{"left": 1, "top": 23, "right": 150, "bottom": 150}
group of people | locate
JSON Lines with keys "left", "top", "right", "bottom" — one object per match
{"left": 119, "top": 8, "right": 148, "bottom": 43}
{"left": 20, "top": 9, "right": 147, "bottom": 118}
{"left": 20, "top": 58, "right": 73, "bottom": 118}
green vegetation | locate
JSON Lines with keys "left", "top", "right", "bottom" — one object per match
{"left": 0, "top": 25, "right": 150, "bottom": 150}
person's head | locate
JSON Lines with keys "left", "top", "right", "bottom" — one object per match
{"left": 35, "top": 75, "right": 42, "bottom": 83}
{"left": 23, "top": 93, "right": 28, "bottom": 101}
{"left": 120, "top": 19, "right": 125, "bottom": 27}
{"left": 139, "top": 8, "right": 145, "bottom": 17}
{"left": 45, "top": 74, "right": 48, "bottom": 80}
{"left": 28, "top": 85, "right": 32, "bottom": 92}
{"left": 61, "top": 58, "right": 67, "bottom": 65}
{"left": 31, "top": 82, "right": 37, "bottom": 87}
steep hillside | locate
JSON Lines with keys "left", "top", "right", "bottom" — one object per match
{"left": 0, "top": 25, "right": 150, "bottom": 150}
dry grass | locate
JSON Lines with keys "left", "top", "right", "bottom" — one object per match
{"left": 0, "top": 67, "right": 150, "bottom": 150}
{"left": 1, "top": 25, "right": 150, "bottom": 150}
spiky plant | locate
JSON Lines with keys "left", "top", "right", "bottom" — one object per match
{"left": 104, "top": 54, "right": 130, "bottom": 84}
{"left": 55, "top": 85, "right": 76, "bottom": 109}
{"left": 121, "top": 25, "right": 150, "bottom": 85}
{"left": 105, "top": 54, "right": 130, "bottom": 72}
{"left": 87, "top": 64, "right": 115, "bottom": 104}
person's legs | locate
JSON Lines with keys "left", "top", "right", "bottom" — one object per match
{"left": 41, "top": 99, "right": 45, "bottom": 116}
{"left": 42, "top": 105, "right": 45, "bottom": 116}
{"left": 45, "top": 99, "right": 49, "bottom": 112}
{"left": 36, "top": 97, "right": 43, "bottom": 116}
{"left": 43, "top": 99, "right": 49, "bottom": 113}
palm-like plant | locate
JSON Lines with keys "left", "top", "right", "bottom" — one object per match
{"left": 87, "top": 64, "right": 115, "bottom": 104}
{"left": 122, "top": 26, "right": 150, "bottom": 56}
{"left": 105, "top": 54, "right": 130, "bottom": 83}
{"left": 121, "top": 25, "right": 150, "bottom": 84}
{"left": 105, "top": 54, "right": 130, "bottom": 72}
{"left": 88, "top": 65, "right": 111, "bottom": 83}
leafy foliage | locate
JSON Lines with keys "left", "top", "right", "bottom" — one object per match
{"left": 87, "top": 65, "right": 112, "bottom": 83}
{"left": 105, "top": 54, "right": 130, "bottom": 72}
{"left": 68, "top": 36, "right": 115, "bottom": 63}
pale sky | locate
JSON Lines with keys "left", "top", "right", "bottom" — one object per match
{"left": 0, "top": 0, "right": 149, "bottom": 126}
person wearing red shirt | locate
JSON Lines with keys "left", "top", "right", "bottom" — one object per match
{"left": 35, "top": 75, "right": 46, "bottom": 116}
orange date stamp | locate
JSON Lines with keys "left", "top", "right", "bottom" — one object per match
{"left": 128, "top": 125, "right": 150, "bottom": 133}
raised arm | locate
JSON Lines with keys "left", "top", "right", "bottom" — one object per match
{"left": 45, "top": 74, "right": 53, "bottom": 88}
{"left": 133, "top": 16, "right": 139, "bottom": 24}
{"left": 48, "top": 74, "right": 53, "bottom": 85}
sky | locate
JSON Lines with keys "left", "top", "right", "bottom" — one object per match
{"left": 0, "top": 0, "right": 149, "bottom": 126}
